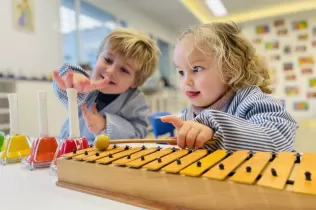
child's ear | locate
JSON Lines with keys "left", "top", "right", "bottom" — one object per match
{"left": 130, "top": 78, "right": 137, "bottom": 88}
{"left": 130, "top": 83, "right": 137, "bottom": 88}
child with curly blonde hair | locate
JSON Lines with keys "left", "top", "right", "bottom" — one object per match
{"left": 53, "top": 28, "right": 160, "bottom": 143}
{"left": 162, "top": 22, "right": 297, "bottom": 152}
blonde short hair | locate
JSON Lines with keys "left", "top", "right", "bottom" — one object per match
{"left": 97, "top": 28, "right": 161, "bottom": 86}
{"left": 179, "top": 22, "right": 271, "bottom": 94}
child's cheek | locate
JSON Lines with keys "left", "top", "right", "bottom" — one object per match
{"left": 94, "top": 62, "right": 102, "bottom": 72}
{"left": 179, "top": 81, "right": 186, "bottom": 93}
{"left": 197, "top": 77, "right": 210, "bottom": 91}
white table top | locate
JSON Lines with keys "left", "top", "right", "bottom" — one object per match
{"left": 0, "top": 143, "right": 172, "bottom": 210}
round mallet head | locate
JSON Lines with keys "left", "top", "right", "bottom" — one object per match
{"left": 94, "top": 134, "right": 110, "bottom": 151}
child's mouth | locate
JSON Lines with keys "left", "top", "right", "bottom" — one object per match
{"left": 186, "top": 91, "right": 200, "bottom": 98}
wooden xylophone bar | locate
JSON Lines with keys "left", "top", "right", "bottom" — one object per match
{"left": 56, "top": 145, "right": 316, "bottom": 210}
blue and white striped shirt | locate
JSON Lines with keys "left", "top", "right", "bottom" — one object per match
{"left": 52, "top": 64, "right": 149, "bottom": 144}
{"left": 181, "top": 86, "right": 298, "bottom": 152}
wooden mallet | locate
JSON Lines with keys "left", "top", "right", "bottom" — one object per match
{"left": 94, "top": 134, "right": 215, "bottom": 151}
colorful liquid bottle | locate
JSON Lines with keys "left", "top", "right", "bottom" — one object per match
{"left": 21, "top": 91, "right": 59, "bottom": 170}
{"left": 0, "top": 94, "right": 31, "bottom": 164}
{"left": 0, "top": 134, "right": 31, "bottom": 163}
{"left": 50, "top": 88, "right": 89, "bottom": 171}
{"left": 0, "top": 131, "right": 5, "bottom": 150}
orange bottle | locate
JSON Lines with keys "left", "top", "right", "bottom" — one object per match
{"left": 21, "top": 91, "right": 59, "bottom": 170}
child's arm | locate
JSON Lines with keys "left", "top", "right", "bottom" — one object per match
{"left": 96, "top": 92, "right": 149, "bottom": 139}
{"left": 194, "top": 99, "right": 297, "bottom": 152}
{"left": 52, "top": 64, "right": 91, "bottom": 108}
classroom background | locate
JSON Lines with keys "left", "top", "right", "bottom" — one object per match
{"left": 0, "top": 0, "right": 316, "bottom": 152}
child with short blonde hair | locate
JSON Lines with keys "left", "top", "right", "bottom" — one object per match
{"left": 53, "top": 28, "right": 160, "bottom": 143}
{"left": 162, "top": 22, "right": 297, "bottom": 152}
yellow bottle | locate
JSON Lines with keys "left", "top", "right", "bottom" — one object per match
{"left": 0, "top": 134, "right": 31, "bottom": 164}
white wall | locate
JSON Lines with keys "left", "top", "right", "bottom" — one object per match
{"left": 16, "top": 81, "right": 67, "bottom": 137}
{"left": 0, "top": 0, "right": 65, "bottom": 137}
{"left": 84, "top": 0, "right": 178, "bottom": 45}
{"left": 0, "top": 0, "right": 62, "bottom": 77}
{"left": 240, "top": 11, "right": 316, "bottom": 118}
{"left": 0, "top": 0, "right": 177, "bottom": 78}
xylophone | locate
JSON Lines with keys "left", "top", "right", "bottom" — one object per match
{"left": 56, "top": 144, "right": 316, "bottom": 210}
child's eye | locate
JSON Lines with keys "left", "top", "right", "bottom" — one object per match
{"left": 104, "top": 57, "right": 113, "bottom": 64}
{"left": 121, "top": 67, "right": 129, "bottom": 74}
{"left": 193, "top": 66, "right": 203, "bottom": 72}
{"left": 178, "top": 70, "right": 184, "bottom": 76}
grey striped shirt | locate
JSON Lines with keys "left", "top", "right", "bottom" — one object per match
{"left": 181, "top": 86, "right": 298, "bottom": 152}
{"left": 52, "top": 64, "right": 149, "bottom": 143}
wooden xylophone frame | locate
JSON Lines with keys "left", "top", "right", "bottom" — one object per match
{"left": 56, "top": 144, "right": 316, "bottom": 210}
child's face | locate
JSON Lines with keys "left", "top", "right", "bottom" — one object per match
{"left": 173, "top": 35, "right": 228, "bottom": 107}
{"left": 92, "top": 48, "right": 137, "bottom": 94}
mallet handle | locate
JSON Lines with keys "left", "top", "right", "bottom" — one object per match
{"left": 109, "top": 139, "right": 216, "bottom": 145}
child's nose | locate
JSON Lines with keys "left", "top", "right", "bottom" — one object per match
{"left": 106, "top": 66, "right": 115, "bottom": 74}
{"left": 184, "top": 75, "right": 193, "bottom": 86}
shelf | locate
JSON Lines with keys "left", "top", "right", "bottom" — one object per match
{"left": 0, "top": 123, "right": 9, "bottom": 130}
{"left": 0, "top": 81, "right": 14, "bottom": 134}
{"left": 0, "top": 93, "right": 8, "bottom": 99}
{"left": 0, "top": 79, "right": 16, "bottom": 83}
{"left": 0, "top": 108, "right": 9, "bottom": 114}
{"left": 0, "top": 78, "right": 51, "bottom": 83}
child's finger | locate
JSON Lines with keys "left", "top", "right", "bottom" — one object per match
{"left": 160, "top": 115, "right": 184, "bottom": 129}
{"left": 88, "top": 125, "right": 99, "bottom": 134}
{"left": 88, "top": 125, "right": 95, "bottom": 133}
{"left": 64, "top": 71, "right": 74, "bottom": 88}
{"left": 91, "top": 103, "right": 99, "bottom": 115}
{"left": 78, "top": 80, "right": 91, "bottom": 93}
{"left": 91, "top": 78, "right": 109, "bottom": 90}
{"left": 87, "top": 121, "right": 99, "bottom": 133}
{"left": 52, "top": 71, "right": 66, "bottom": 89}
{"left": 81, "top": 102, "right": 91, "bottom": 120}
{"left": 195, "top": 133, "right": 212, "bottom": 148}
{"left": 73, "top": 80, "right": 83, "bottom": 93}
{"left": 185, "top": 128, "right": 199, "bottom": 148}
{"left": 177, "top": 123, "right": 191, "bottom": 149}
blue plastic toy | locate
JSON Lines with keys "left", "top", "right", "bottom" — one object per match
{"left": 149, "top": 112, "right": 175, "bottom": 140}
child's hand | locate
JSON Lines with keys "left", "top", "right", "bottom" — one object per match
{"left": 161, "top": 115, "right": 213, "bottom": 149}
{"left": 82, "top": 103, "right": 106, "bottom": 134}
{"left": 53, "top": 70, "right": 108, "bottom": 93}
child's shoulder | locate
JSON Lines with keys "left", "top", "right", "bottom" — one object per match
{"left": 116, "top": 88, "right": 148, "bottom": 114}
{"left": 233, "top": 86, "right": 284, "bottom": 109}
{"left": 125, "top": 88, "right": 145, "bottom": 98}
{"left": 122, "top": 88, "right": 147, "bottom": 103}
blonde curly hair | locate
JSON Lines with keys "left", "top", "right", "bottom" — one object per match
{"left": 179, "top": 22, "right": 271, "bottom": 94}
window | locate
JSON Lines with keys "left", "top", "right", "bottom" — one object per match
{"left": 157, "top": 39, "right": 170, "bottom": 78}
{"left": 60, "top": 0, "right": 77, "bottom": 64}
{"left": 59, "top": 0, "right": 118, "bottom": 67}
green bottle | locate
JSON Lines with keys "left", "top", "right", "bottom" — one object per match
{"left": 0, "top": 131, "right": 5, "bottom": 150}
